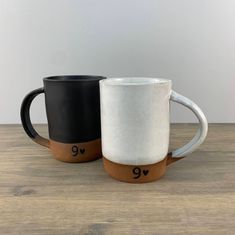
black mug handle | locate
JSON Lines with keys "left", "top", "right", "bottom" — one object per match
{"left": 20, "top": 88, "right": 49, "bottom": 148}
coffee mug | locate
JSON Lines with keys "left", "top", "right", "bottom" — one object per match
{"left": 100, "top": 77, "right": 208, "bottom": 183}
{"left": 21, "top": 75, "right": 106, "bottom": 162}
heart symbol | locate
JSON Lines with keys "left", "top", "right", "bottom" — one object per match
{"left": 143, "top": 170, "right": 149, "bottom": 176}
{"left": 80, "top": 149, "right": 85, "bottom": 154}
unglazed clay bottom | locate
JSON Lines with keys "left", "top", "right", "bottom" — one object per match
{"left": 103, "top": 153, "right": 183, "bottom": 183}
{"left": 50, "top": 138, "right": 102, "bottom": 163}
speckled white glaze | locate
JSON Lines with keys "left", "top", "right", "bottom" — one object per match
{"left": 100, "top": 77, "right": 208, "bottom": 165}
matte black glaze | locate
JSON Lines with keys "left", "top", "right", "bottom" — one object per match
{"left": 21, "top": 88, "right": 44, "bottom": 139}
{"left": 44, "top": 75, "right": 105, "bottom": 142}
{"left": 21, "top": 75, "right": 106, "bottom": 144}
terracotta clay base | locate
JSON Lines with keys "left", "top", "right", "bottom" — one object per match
{"left": 50, "top": 138, "right": 102, "bottom": 163}
{"left": 103, "top": 153, "right": 183, "bottom": 183}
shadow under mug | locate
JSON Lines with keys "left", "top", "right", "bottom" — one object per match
{"left": 100, "top": 77, "right": 208, "bottom": 183}
{"left": 21, "top": 75, "right": 106, "bottom": 163}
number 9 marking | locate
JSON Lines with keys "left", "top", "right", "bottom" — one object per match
{"left": 72, "top": 145, "right": 79, "bottom": 156}
{"left": 133, "top": 167, "right": 141, "bottom": 179}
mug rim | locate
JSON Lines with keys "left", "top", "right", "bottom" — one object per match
{"left": 43, "top": 75, "right": 106, "bottom": 82}
{"left": 99, "top": 77, "right": 171, "bottom": 86}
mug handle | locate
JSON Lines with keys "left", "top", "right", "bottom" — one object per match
{"left": 167, "top": 90, "right": 208, "bottom": 164}
{"left": 20, "top": 88, "right": 50, "bottom": 148}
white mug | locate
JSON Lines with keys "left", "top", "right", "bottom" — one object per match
{"left": 100, "top": 77, "right": 208, "bottom": 183}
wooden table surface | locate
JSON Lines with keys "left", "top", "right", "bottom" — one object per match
{"left": 0, "top": 124, "right": 234, "bottom": 235}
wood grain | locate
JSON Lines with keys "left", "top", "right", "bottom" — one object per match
{"left": 0, "top": 124, "right": 235, "bottom": 235}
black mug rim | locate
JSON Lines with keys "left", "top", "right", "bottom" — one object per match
{"left": 43, "top": 75, "right": 106, "bottom": 82}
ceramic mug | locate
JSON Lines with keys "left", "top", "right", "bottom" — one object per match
{"left": 100, "top": 77, "right": 208, "bottom": 183}
{"left": 21, "top": 75, "right": 106, "bottom": 163}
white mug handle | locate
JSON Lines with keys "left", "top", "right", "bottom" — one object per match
{"left": 170, "top": 90, "right": 208, "bottom": 158}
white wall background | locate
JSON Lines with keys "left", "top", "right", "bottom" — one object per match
{"left": 0, "top": 0, "right": 235, "bottom": 123}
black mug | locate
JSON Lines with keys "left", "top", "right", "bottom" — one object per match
{"left": 21, "top": 75, "right": 106, "bottom": 162}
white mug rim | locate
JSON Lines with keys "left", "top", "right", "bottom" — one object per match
{"left": 99, "top": 77, "right": 172, "bottom": 86}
